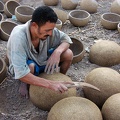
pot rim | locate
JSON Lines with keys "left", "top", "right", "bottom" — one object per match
{"left": 15, "top": 5, "right": 35, "bottom": 17}
{"left": 101, "top": 12, "right": 120, "bottom": 23}
{"left": 69, "top": 10, "right": 90, "bottom": 20}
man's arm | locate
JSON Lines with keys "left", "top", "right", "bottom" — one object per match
{"left": 45, "top": 42, "right": 70, "bottom": 74}
{"left": 20, "top": 72, "right": 73, "bottom": 93}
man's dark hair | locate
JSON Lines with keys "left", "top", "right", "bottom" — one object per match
{"left": 31, "top": 6, "right": 58, "bottom": 26}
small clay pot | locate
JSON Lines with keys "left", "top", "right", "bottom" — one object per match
{"left": 118, "top": 22, "right": 120, "bottom": 33}
{"left": 15, "top": 5, "right": 35, "bottom": 23}
{"left": 69, "top": 10, "right": 90, "bottom": 27}
{"left": 61, "top": 0, "right": 78, "bottom": 10}
{"left": 80, "top": 0, "right": 98, "bottom": 13}
{"left": 55, "top": 19, "right": 62, "bottom": 30}
{"left": 53, "top": 8, "right": 68, "bottom": 23}
{"left": 101, "top": 12, "right": 120, "bottom": 30}
{"left": 0, "top": 58, "right": 7, "bottom": 85}
{"left": 0, "top": 13, "right": 4, "bottom": 21}
{"left": 0, "top": 1, "right": 4, "bottom": 13}
{"left": 0, "top": 20, "right": 18, "bottom": 41}
{"left": 43, "top": 0, "right": 59, "bottom": 6}
{"left": 70, "top": 37, "right": 85, "bottom": 64}
{"left": 111, "top": 0, "right": 120, "bottom": 15}
{"left": 4, "top": 0, "right": 20, "bottom": 18}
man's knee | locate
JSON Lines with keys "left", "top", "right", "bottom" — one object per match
{"left": 61, "top": 49, "right": 73, "bottom": 61}
{"left": 29, "top": 63, "right": 35, "bottom": 74}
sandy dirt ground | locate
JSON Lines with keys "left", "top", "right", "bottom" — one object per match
{"left": 0, "top": 0, "right": 120, "bottom": 119}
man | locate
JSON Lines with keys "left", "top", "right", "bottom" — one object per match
{"left": 7, "top": 6, "right": 73, "bottom": 98}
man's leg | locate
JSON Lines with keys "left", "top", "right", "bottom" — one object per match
{"left": 19, "top": 63, "right": 35, "bottom": 98}
{"left": 60, "top": 49, "right": 73, "bottom": 74}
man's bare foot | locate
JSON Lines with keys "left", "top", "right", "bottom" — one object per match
{"left": 19, "top": 82, "right": 29, "bottom": 99}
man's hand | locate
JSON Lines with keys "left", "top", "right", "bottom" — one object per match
{"left": 48, "top": 81, "right": 75, "bottom": 93}
{"left": 45, "top": 50, "right": 61, "bottom": 74}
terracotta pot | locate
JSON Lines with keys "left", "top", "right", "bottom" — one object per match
{"left": 69, "top": 10, "right": 90, "bottom": 27}
{"left": 80, "top": 0, "right": 98, "bottom": 13}
{"left": 111, "top": 0, "right": 120, "bottom": 15}
{"left": 4, "top": 0, "right": 20, "bottom": 18}
{"left": 0, "top": 58, "right": 7, "bottom": 85}
{"left": 61, "top": 0, "right": 78, "bottom": 10}
{"left": 55, "top": 19, "right": 62, "bottom": 30}
{"left": 101, "top": 12, "right": 120, "bottom": 30}
{"left": 43, "top": 0, "right": 59, "bottom": 6}
{"left": 53, "top": 8, "right": 68, "bottom": 23}
{"left": 15, "top": 5, "right": 35, "bottom": 23}
{"left": 118, "top": 22, "right": 120, "bottom": 33}
{"left": 0, "top": 20, "right": 18, "bottom": 41}
{"left": 0, "top": 1, "right": 4, "bottom": 13}
{"left": 70, "top": 37, "right": 85, "bottom": 64}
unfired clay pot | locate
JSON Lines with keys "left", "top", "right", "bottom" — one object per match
{"left": 0, "top": 13, "right": 4, "bottom": 21}
{"left": 0, "top": 20, "right": 18, "bottom": 41}
{"left": 43, "top": 0, "right": 59, "bottom": 6}
{"left": 0, "top": 58, "right": 7, "bottom": 85}
{"left": 69, "top": 10, "right": 90, "bottom": 27}
{"left": 101, "top": 12, "right": 120, "bottom": 30}
{"left": 118, "top": 22, "right": 120, "bottom": 33}
{"left": 80, "top": 0, "right": 98, "bottom": 13}
{"left": 89, "top": 40, "right": 120, "bottom": 66}
{"left": 29, "top": 72, "right": 76, "bottom": 111}
{"left": 53, "top": 8, "right": 68, "bottom": 23}
{"left": 111, "top": 0, "right": 120, "bottom": 15}
{"left": 70, "top": 37, "right": 85, "bottom": 64}
{"left": 48, "top": 97, "right": 103, "bottom": 120}
{"left": 83, "top": 67, "right": 120, "bottom": 108}
{"left": 102, "top": 93, "right": 120, "bottom": 120}
{"left": 0, "top": 1, "right": 4, "bottom": 13}
{"left": 61, "top": 0, "right": 78, "bottom": 10}
{"left": 4, "top": 0, "right": 20, "bottom": 18}
{"left": 55, "top": 19, "right": 62, "bottom": 30}
{"left": 15, "top": 5, "right": 35, "bottom": 23}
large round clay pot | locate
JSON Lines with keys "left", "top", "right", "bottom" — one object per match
{"left": 61, "top": 0, "right": 78, "bottom": 10}
{"left": 80, "top": 0, "right": 98, "bottom": 13}
{"left": 0, "top": 20, "right": 18, "bottom": 41}
{"left": 0, "top": 1, "right": 4, "bottom": 13}
{"left": 43, "top": 0, "right": 59, "bottom": 6}
{"left": 111, "top": 0, "right": 120, "bottom": 15}
{"left": 102, "top": 93, "right": 120, "bottom": 120}
{"left": 89, "top": 40, "right": 120, "bottom": 66}
{"left": 0, "top": 58, "right": 7, "bottom": 85}
{"left": 69, "top": 10, "right": 90, "bottom": 27}
{"left": 47, "top": 97, "right": 103, "bottom": 120}
{"left": 4, "top": 0, "right": 20, "bottom": 18}
{"left": 29, "top": 72, "right": 76, "bottom": 111}
{"left": 83, "top": 67, "right": 120, "bottom": 108}
{"left": 2, "top": 0, "right": 20, "bottom": 3}
{"left": 70, "top": 37, "right": 85, "bottom": 64}
{"left": 53, "top": 8, "right": 68, "bottom": 23}
{"left": 15, "top": 5, "right": 35, "bottom": 23}
{"left": 101, "top": 12, "right": 120, "bottom": 30}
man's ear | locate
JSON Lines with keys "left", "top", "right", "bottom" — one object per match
{"left": 31, "top": 22, "right": 38, "bottom": 28}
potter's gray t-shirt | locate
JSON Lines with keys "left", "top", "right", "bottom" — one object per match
{"left": 7, "top": 21, "right": 72, "bottom": 79}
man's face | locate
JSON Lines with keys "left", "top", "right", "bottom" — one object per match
{"left": 36, "top": 21, "right": 56, "bottom": 40}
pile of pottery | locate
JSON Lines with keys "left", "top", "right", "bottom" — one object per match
{"left": 0, "top": 0, "right": 35, "bottom": 41}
